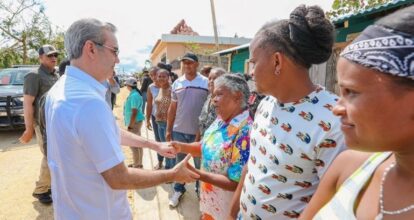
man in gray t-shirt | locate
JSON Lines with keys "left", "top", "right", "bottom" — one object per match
{"left": 19, "top": 44, "right": 60, "bottom": 204}
{"left": 166, "top": 52, "right": 208, "bottom": 208}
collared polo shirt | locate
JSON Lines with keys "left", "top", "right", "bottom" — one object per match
{"left": 171, "top": 73, "right": 208, "bottom": 135}
{"left": 123, "top": 89, "right": 145, "bottom": 126}
{"left": 45, "top": 66, "right": 130, "bottom": 220}
{"left": 23, "top": 64, "right": 59, "bottom": 120}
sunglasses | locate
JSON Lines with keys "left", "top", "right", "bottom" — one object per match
{"left": 47, "top": 53, "right": 59, "bottom": 58}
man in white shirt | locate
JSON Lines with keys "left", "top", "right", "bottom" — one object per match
{"left": 45, "top": 18, "right": 199, "bottom": 220}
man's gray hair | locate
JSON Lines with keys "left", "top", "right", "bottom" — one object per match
{"left": 64, "top": 18, "right": 117, "bottom": 60}
{"left": 214, "top": 73, "right": 250, "bottom": 110}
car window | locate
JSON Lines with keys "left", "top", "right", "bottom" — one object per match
{"left": 0, "top": 69, "right": 32, "bottom": 85}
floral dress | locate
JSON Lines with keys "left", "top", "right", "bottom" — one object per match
{"left": 200, "top": 110, "right": 253, "bottom": 220}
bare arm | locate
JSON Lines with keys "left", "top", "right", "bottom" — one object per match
{"left": 299, "top": 150, "right": 370, "bottom": 219}
{"left": 120, "top": 129, "right": 175, "bottom": 158}
{"left": 165, "top": 101, "right": 177, "bottom": 141}
{"left": 102, "top": 154, "right": 199, "bottom": 189}
{"left": 19, "top": 95, "right": 36, "bottom": 143}
{"left": 145, "top": 88, "right": 153, "bottom": 130}
{"left": 228, "top": 165, "right": 248, "bottom": 219}
{"left": 172, "top": 141, "right": 202, "bottom": 157}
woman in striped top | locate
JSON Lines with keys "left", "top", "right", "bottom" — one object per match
{"left": 300, "top": 6, "right": 414, "bottom": 220}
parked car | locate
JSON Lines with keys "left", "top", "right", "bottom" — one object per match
{"left": 0, "top": 67, "right": 36, "bottom": 130}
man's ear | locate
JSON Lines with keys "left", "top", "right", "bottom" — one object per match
{"left": 84, "top": 40, "right": 97, "bottom": 59}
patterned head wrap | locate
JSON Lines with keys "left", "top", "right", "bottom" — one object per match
{"left": 340, "top": 25, "right": 414, "bottom": 80}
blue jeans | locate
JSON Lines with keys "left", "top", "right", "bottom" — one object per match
{"left": 172, "top": 131, "right": 201, "bottom": 194}
{"left": 151, "top": 116, "right": 163, "bottom": 163}
{"left": 141, "top": 91, "right": 147, "bottom": 113}
{"left": 157, "top": 121, "right": 175, "bottom": 169}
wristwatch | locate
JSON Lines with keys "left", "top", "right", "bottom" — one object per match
{"left": 127, "top": 126, "right": 133, "bottom": 130}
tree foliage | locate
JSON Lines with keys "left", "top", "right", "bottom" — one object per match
{"left": 327, "top": 0, "right": 394, "bottom": 19}
{"left": 0, "top": 0, "right": 64, "bottom": 68}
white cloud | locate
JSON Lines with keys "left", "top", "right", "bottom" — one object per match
{"left": 42, "top": 0, "right": 334, "bottom": 73}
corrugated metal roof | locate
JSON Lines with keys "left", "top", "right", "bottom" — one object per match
{"left": 213, "top": 43, "right": 250, "bottom": 55}
{"left": 332, "top": 0, "right": 413, "bottom": 24}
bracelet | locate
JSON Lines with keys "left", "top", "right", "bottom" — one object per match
{"left": 127, "top": 126, "right": 133, "bottom": 130}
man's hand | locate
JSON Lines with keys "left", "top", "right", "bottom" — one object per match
{"left": 169, "top": 141, "right": 181, "bottom": 153}
{"left": 156, "top": 142, "right": 176, "bottom": 158}
{"left": 146, "top": 119, "right": 152, "bottom": 131}
{"left": 172, "top": 154, "right": 199, "bottom": 183}
{"left": 19, "top": 129, "right": 34, "bottom": 143}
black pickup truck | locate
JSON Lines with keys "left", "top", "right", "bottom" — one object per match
{"left": 0, "top": 67, "right": 36, "bottom": 130}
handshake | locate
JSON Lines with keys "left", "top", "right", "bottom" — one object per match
{"left": 153, "top": 141, "right": 200, "bottom": 184}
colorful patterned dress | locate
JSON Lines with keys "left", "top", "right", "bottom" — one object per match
{"left": 239, "top": 87, "right": 345, "bottom": 219}
{"left": 200, "top": 110, "right": 253, "bottom": 220}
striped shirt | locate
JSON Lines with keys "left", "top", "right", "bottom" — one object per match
{"left": 314, "top": 152, "right": 392, "bottom": 220}
{"left": 171, "top": 73, "right": 208, "bottom": 135}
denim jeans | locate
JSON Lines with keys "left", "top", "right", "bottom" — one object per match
{"left": 172, "top": 131, "right": 201, "bottom": 194}
{"left": 151, "top": 115, "right": 163, "bottom": 164}
{"left": 141, "top": 91, "right": 147, "bottom": 113}
{"left": 157, "top": 121, "right": 175, "bottom": 169}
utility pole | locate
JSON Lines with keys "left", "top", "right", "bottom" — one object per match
{"left": 210, "top": 0, "right": 222, "bottom": 67}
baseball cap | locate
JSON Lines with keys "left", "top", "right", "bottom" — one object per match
{"left": 179, "top": 52, "right": 198, "bottom": 62}
{"left": 125, "top": 77, "right": 137, "bottom": 86}
{"left": 38, "top": 45, "right": 59, "bottom": 56}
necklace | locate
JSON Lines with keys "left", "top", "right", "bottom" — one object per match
{"left": 375, "top": 162, "right": 414, "bottom": 220}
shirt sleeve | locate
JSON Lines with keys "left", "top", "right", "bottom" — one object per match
{"left": 110, "top": 81, "right": 120, "bottom": 94}
{"left": 314, "top": 120, "right": 346, "bottom": 179}
{"left": 227, "top": 123, "right": 251, "bottom": 182}
{"left": 23, "top": 72, "right": 39, "bottom": 97}
{"left": 76, "top": 99, "right": 124, "bottom": 173}
{"left": 130, "top": 93, "right": 142, "bottom": 110}
{"left": 171, "top": 81, "right": 178, "bottom": 102}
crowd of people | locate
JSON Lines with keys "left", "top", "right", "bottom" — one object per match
{"left": 18, "top": 3, "right": 414, "bottom": 220}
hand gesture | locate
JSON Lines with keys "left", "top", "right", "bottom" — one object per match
{"left": 172, "top": 154, "right": 199, "bottom": 183}
{"left": 156, "top": 142, "right": 176, "bottom": 158}
{"left": 169, "top": 141, "right": 181, "bottom": 153}
{"left": 19, "top": 129, "right": 34, "bottom": 144}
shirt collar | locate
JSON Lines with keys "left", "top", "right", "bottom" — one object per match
{"left": 66, "top": 65, "right": 107, "bottom": 97}
{"left": 218, "top": 109, "right": 250, "bottom": 128}
{"left": 39, "top": 64, "right": 56, "bottom": 75}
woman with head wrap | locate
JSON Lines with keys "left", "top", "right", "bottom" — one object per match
{"left": 229, "top": 5, "right": 346, "bottom": 220}
{"left": 300, "top": 5, "right": 414, "bottom": 220}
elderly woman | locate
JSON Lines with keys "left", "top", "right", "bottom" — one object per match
{"left": 197, "top": 67, "right": 226, "bottom": 141}
{"left": 172, "top": 74, "right": 252, "bottom": 220}
{"left": 300, "top": 6, "right": 414, "bottom": 220}
{"left": 123, "top": 77, "right": 145, "bottom": 168}
{"left": 229, "top": 5, "right": 345, "bottom": 219}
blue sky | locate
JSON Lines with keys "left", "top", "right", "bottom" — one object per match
{"left": 42, "top": 0, "right": 334, "bottom": 74}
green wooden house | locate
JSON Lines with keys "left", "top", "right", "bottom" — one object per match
{"left": 214, "top": 43, "right": 249, "bottom": 74}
